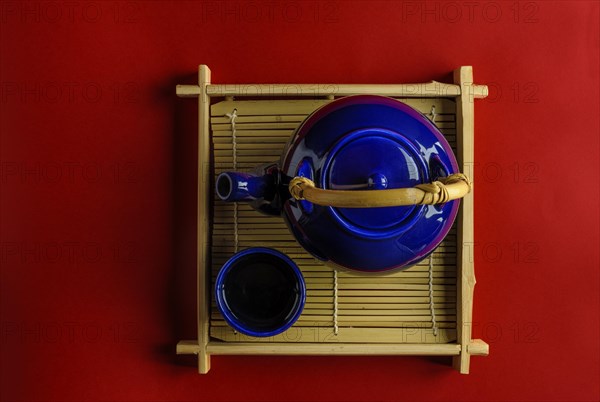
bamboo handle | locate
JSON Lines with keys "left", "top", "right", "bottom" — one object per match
{"left": 289, "top": 174, "right": 471, "bottom": 208}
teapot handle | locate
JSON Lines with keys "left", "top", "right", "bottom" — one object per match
{"left": 288, "top": 173, "right": 471, "bottom": 208}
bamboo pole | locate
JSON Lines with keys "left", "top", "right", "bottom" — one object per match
{"left": 177, "top": 83, "right": 488, "bottom": 99}
{"left": 206, "top": 342, "right": 462, "bottom": 355}
{"left": 196, "top": 65, "right": 212, "bottom": 374}
{"left": 452, "top": 66, "right": 489, "bottom": 374}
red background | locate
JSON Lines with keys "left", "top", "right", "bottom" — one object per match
{"left": 1, "top": 1, "right": 599, "bottom": 401}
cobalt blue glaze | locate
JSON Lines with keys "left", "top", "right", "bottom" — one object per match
{"left": 216, "top": 95, "right": 460, "bottom": 272}
{"left": 215, "top": 247, "right": 306, "bottom": 337}
{"left": 216, "top": 171, "right": 272, "bottom": 202}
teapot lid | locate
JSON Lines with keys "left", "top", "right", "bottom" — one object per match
{"left": 322, "top": 127, "right": 430, "bottom": 236}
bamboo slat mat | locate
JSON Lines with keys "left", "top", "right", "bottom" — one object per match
{"left": 209, "top": 98, "right": 458, "bottom": 344}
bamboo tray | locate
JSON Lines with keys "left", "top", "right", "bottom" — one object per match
{"left": 175, "top": 65, "right": 489, "bottom": 374}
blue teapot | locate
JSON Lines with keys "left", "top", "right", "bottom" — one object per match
{"left": 216, "top": 95, "right": 471, "bottom": 272}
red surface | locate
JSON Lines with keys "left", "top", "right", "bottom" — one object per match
{"left": 1, "top": 1, "right": 599, "bottom": 401}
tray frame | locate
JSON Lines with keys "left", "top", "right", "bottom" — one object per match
{"left": 175, "top": 65, "right": 489, "bottom": 374}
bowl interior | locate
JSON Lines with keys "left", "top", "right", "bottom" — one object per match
{"left": 220, "top": 252, "right": 303, "bottom": 333}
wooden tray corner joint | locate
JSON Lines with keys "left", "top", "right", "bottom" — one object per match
{"left": 175, "top": 65, "right": 489, "bottom": 374}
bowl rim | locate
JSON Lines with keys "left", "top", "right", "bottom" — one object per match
{"left": 214, "top": 247, "right": 306, "bottom": 337}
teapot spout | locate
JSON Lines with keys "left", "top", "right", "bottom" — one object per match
{"left": 216, "top": 170, "right": 283, "bottom": 215}
{"left": 216, "top": 172, "right": 269, "bottom": 202}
